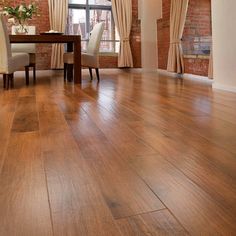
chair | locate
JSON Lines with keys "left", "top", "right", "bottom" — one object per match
{"left": 0, "top": 15, "right": 30, "bottom": 89}
{"left": 11, "top": 25, "right": 36, "bottom": 83}
{"left": 63, "top": 22, "right": 105, "bottom": 82}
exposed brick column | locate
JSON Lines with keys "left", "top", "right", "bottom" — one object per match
{"left": 157, "top": 0, "right": 212, "bottom": 76}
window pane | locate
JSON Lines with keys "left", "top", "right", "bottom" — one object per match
{"left": 67, "top": 9, "right": 87, "bottom": 50}
{"left": 90, "top": 9, "right": 118, "bottom": 52}
{"left": 89, "top": 9, "right": 112, "bottom": 39}
{"left": 67, "top": 9, "right": 86, "bottom": 38}
{"left": 67, "top": 0, "right": 119, "bottom": 53}
{"left": 182, "top": 36, "right": 211, "bottom": 55}
{"left": 88, "top": 0, "right": 111, "bottom": 6}
{"left": 99, "top": 41, "right": 120, "bottom": 53}
{"left": 69, "top": 0, "right": 86, "bottom": 4}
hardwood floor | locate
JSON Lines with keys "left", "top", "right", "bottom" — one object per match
{"left": 0, "top": 69, "right": 236, "bottom": 235}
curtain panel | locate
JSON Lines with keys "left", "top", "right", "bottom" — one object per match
{"left": 48, "top": 0, "right": 68, "bottom": 69}
{"left": 112, "top": 0, "right": 133, "bottom": 68}
{"left": 167, "top": 0, "right": 189, "bottom": 74}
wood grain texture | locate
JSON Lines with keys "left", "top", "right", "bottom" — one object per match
{"left": 130, "top": 154, "right": 236, "bottom": 235}
{"left": 80, "top": 102, "right": 156, "bottom": 158}
{"left": 0, "top": 69, "right": 236, "bottom": 235}
{"left": 117, "top": 209, "right": 188, "bottom": 236}
{"left": 0, "top": 90, "right": 18, "bottom": 169}
{"left": 11, "top": 96, "right": 39, "bottom": 133}
{"left": 43, "top": 149, "right": 123, "bottom": 236}
{"left": 37, "top": 89, "right": 122, "bottom": 235}
{"left": 0, "top": 132, "right": 53, "bottom": 236}
{"left": 127, "top": 122, "right": 236, "bottom": 214}
{"left": 56, "top": 98, "right": 165, "bottom": 219}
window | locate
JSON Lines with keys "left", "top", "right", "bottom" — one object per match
{"left": 67, "top": 0, "right": 119, "bottom": 53}
{"left": 182, "top": 36, "right": 212, "bottom": 56}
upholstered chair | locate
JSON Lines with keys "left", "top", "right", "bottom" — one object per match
{"left": 63, "top": 22, "right": 105, "bottom": 82}
{"left": 0, "top": 15, "right": 30, "bottom": 89}
{"left": 11, "top": 26, "right": 36, "bottom": 83}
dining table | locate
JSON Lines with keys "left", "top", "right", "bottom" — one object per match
{"left": 9, "top": 34, "right": 81, "bottom": 84}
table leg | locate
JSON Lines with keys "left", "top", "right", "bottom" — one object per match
{"left": 67, "top": 42, "right": 73, "bottom": 52}
{"left": 74, "top": 40, "right": 81, "bottom": 84}
{"left": 67, "top": 64, "right": 74, "bottom": 83}
{"left": 66, "top": 42, "right": 74, "bottom": 82}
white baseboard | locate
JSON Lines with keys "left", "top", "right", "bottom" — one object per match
{"left": 157, "top": 69, "right": 212, "bottom": 84}
{"left": 212, "top": 83, "right": 236, "bottom": 93}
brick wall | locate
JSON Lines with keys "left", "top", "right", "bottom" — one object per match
{"left": 1, "top": 0, "right": 51, "bottom": 70}
{"left": 1, "top": 0, "right": 141, "bottom": 69}
{"left": 157, "top": 0, "right": 212, "bottom": 76}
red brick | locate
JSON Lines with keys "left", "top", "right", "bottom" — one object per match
{"left": 157, "top": 0, "right": 211, "bottom": 76}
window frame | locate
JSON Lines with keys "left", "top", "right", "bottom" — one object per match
{"left": 68, "top": 0, "right": 119, "bottom": 53}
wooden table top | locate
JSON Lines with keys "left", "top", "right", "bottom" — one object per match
{"left": 9, "top": 34, "right": 81, "bottom": 43}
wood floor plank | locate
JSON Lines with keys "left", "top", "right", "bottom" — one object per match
{"left": 81, "top": 102, "right": 156, "bottom": 158}
{"left": 43, "top": 149, "right": 123, "bottom": 236}
{"left": 0, "top": 93, "right": 17, "bottom": 170}
{"left": 98, "top": 73, "right": 236, "bottom": 128}
{"left": 41, "top": 134, "right": 123, "bottom": 236}
{"left": 11, "top": 96, "right": 39, "bottom": 133}
{"left": 38, "top": 96, "right": 123, "bottom": 235}
{"left": 54, "top": 86, "right": 156, "bottom": 158}
{"left": 18, "top": 86, "right": 36, "bottom": 97}
{"left": 127, "top": 121, "right": 236, "bottom": 211}
{"left": 170, "top": 128, "right": 236, "bottom": 179}
{"left": 79, "top": 140, "right": 165, "bottom": 219}
{"left": 59, "top": 103, "right": 165, "bottom": 219}
{"left": 152, "top": 104, "right": 236, "bottom": 154}
{"left": 92, "top": 89, "right": 236, "bottom": 195}
{"left": 0, "top": 132, "right": 53, "bottom": 236}
{"left": 131, "top": 104, "right": 236, "bottom": 175}
{"left": 117, "top": 209, "right": 189, "bottom": 236}
{"left": 130, "top": 154, "right": 236, "bottom": 235}
{"left": 38, "top": 100, "right": 69, "bottom": 135}
{"left": 1, "top": 69, "right": 236, "bottom": 235}
{"left": 101, "top": 75, "right": 236, "bottom": 154}
{"left": 109, "top": 93, "right": 236, "bottom": 180}
{"left": 0, "top": 108, "right": 13, "bottom": 169}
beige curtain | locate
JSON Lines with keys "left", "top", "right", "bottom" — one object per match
{"left": 112, "top": 0, "right": 133, "bottom": 68}
{"left": 48, "top": 0, "right": 68, "bottom": 69}
{"left": 208, "top": 49, "right": 213, "bottom": 79}
{"left": 167, "top": 0, "right": 189, "bottom": 73}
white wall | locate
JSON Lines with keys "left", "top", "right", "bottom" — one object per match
{"left": 139, "top": 0, "right": 162, "bottom": 71}
{"left": 212, "top": 0, "right": 236, "bottom": 92}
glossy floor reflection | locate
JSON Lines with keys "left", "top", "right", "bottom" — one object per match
{"left": 0, "top": 69, "right": 235, "bottom": 235}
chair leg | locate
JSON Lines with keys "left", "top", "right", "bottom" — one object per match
{"left": 64, "top": 63, "right": 68, "bottom": 81}
{"left": 95, "top": 68, "right": 100, "bottom": 82}
{"left": 32, "top": 63, "right": 36, "bottom": 84}
{"left": 3, "top": 74, "right": 6, "bottom": 89}
{"left": 10, "top": 73, "right": 14, "bottom": 88}
{"left": 6, "top": 74, "right": 10, "bottom": 90}
{"left": 89, "top": 68, "right": 93, "bottom": 81}
{"left": 25, "top": 66, "right": 30, "bottom": 86}
{"left": 67, "top": 64, "right": 74, "bottom": 82}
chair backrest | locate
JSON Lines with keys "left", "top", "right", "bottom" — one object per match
{"left": 11, "top": 26, "right": 36, "bottom": 53}
{"left": 87, "top": 22, "right": 105, "bottom": 55}
{"left": 0, "top": 15, "right": 12, "bottom": 73}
